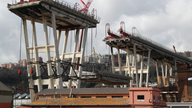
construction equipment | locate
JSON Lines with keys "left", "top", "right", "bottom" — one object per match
{"left": 105, "top": 23, "right": 120, "bottom": 39}
{"left": 79, "top": 0, "right": 93, "bottom": 14}
{"left": 119, "top": 21, "right": 131, "bottom": 37}
{"left": 173, "top": 46, "right": 177, "bottom": 53}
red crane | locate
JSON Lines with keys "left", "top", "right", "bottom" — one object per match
{"left": 79, "top": 0, "right": 93, "bottom": 14}
{"left": 105, "top": 23, "right": 120, "bottom": 39}
{"left": 173, "top": 46, "right": 177, "bottom": 53}
{"left": 119, "top": 21, "right": 131, "bottom": 37}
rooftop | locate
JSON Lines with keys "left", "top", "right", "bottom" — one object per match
{"left": 37, "top": 88, "right": 129, "bottom": 95}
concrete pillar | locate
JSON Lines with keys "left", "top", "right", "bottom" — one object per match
{"left": 111, "top": 47, "right": 115, "bottom": 74}
{"left": 53, "top": 30, "right": 62, "bottom": 61}
{"left": 61, "top": 30, "right": 69, "bottom": 60}
{"left": 52, "top": 12, "right": 63, "bottom": 89}
{"left": 169, "top": 65, "right": 173, "bottom": 76}
{"left": 42, "top": 15, "right": 54, "bottom": 89}
{"left": 31, "top": 18, "right": 42, "bottom": 92}
{"left": 68, "top": 28, "right": 80, "bottom": 88}
{"left": 146, "top": 49, "right": 151, "bottom": 87}
{"left": 77, "top": 27, "right": 88, "bottom": 88}
{"left": 23, "top": 19, "right": 34, "bottom": 102}
{"left": 134, "top": 44, "right": 139, "bottom": 87}
{"left": 139, "top": 53, "right": 144, "bottom": 87}
{"left": 165, "top": 65, "right": 168, "bottom": 76}
{"left": 161, "top": 64, "right": 164, "bottom": 77}
{"left": 126, "top": 48, "right": 132, "bottom": 87}
{"left": 117, "top": 49, "right": 122, "bottom": 75}
{"left": 156, "top": 62, "right": 159, "bottom": 78}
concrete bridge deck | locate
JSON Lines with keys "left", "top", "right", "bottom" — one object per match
{"left": 104, "top": 34, "right": 192, "bottom": 66}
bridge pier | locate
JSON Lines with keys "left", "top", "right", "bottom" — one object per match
{"left": 134, "top": 44, "right": 139, "bottom": 87}
{"left": 146, "top": 49, "right": 151, "bottom": 87}
{"left": 161, "top": 64, "right": 165, "bottom": 77}
{"left": 139, "top": 53, "right": 144, "bottom": 87}
{"left": 23, "top": 18, "right": 35, "bottom": 102}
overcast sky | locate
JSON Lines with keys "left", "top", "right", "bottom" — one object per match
{"left": 1, "top": 0, "right": 192, "bottom": 65}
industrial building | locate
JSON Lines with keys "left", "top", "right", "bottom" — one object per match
{"left": 0, "top": 81, "right": 13, "bottom": 108}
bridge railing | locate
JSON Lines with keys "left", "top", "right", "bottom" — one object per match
{"left": 133, "top": 33, "right": 192, "bottom": 59}
{"left": 133, "top": 33, "right": 175, "bottom": 53}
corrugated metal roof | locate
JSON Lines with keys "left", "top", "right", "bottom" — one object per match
{"left": 29, "top": 98, "right": 129, "bottom": 106}
{"left": 37, "top": 88, "right": 129, "bottom": 95}
{"left": 0, "top": 81, "right": 13, "bottom": 92}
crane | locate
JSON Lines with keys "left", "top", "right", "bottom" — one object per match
{"left": 119, "top": 21, "right": 131, "bottom": 37}
{"left": 79, "top": 0, "right": 93, "bottom": 14}
{"left": 173, "top": 46, "right": 177, "bottom": 53}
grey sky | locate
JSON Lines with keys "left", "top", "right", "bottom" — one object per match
{"left": 0, "top": 0, "right": 192, "bottom": 65}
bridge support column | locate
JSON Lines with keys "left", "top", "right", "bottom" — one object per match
{"left": 52, "top": 12, "right": 63, "bottom": 89}
{"left": 117, "top": 48, "right": 122, "bottom": 75}
{"left": 131, "top": 55, "right": 135, "bottom": 86}
{"left": 134, "top": 44, "right": 139, "bottom": 87}
{"left": 165, "top": 65, "right": 168, "bottom": 76}
{"left": 31, "top": 18, "right": 43, "bottom": 92}
{"left": 146, "top": 49, "right": 151, "bottom": 87}
{"left": 77, "top": 27, "right": 88, "bottom": 88}
{"left": 23, "top": 19, "right": 34, "bottom": 102}
{"left": 42, "top": 15, "right": 54, "bottom": 89}
{"left": 161, "top": 64, "right": 164, "bottom": 77}
{"left": 111, "top": 47, "right": 115, "bottom": 74}
{"left": 69, "top": 28, "right": 80, "bottom": 88}
{"left": 61, "top": 30, "right": 69, "bottom": 60}
{"left": 126, "top": 48, "right": 132, "bottom": 87}
{"left": 139, "top": 52, "right": 144, "bottom": 87}
{"left": 169, "top": 65, "right": 173, "bottom": 76}
{"left": 156, "top": 62, "right": 159, "bottom": 78}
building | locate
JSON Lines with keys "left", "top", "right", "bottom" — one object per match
{"left": 18, "top": 59, "right": 27, "bottom": 67}
{"left": 18, "top": 87, "right": 166, "bottom": 108}
{"left": 1, "top": 62, "right": 16, "bottom": 69}
{"left": 1, "top": 64, "right": 7, "bottom": 68}
{"left": 0, "top": 81, "right": 13, "bottom": 108}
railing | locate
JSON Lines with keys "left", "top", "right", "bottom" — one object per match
{"left": 11, "top": 0, "right": 101, "bottom": 23}
{"left": 133, "top": 33, "right": 175, "bottom": 53}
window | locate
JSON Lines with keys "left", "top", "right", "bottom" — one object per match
{"left": 137, "top": 95, "right": 145, "bottom": 102}
{"left": 153, "top": 95, "right": 155, "bottom": 102}
{"left": 112, "top": 96, "right": 123, "bottom": 98}
{"left": 96, "top": 96, "right": 107, "bottom": 98}
{"left": 81, "top": 96, "right": 91, "bottom": 98}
